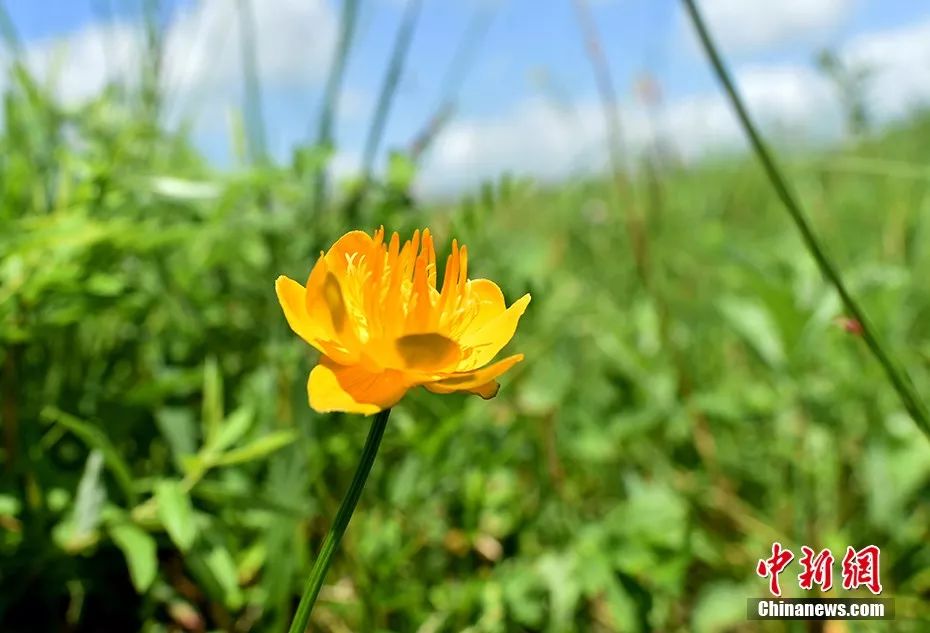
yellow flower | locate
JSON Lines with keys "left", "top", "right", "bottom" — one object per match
{"left": 276, "top": 228, "right": 531, "bottom": 414}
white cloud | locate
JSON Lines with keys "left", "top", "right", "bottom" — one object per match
{"left": 0, "top": 21, "right": 141, "bottom": 102}
{"left": 839, "top": 17, "right": 930, "bottom": 118}
{"left": 662, "top": 65, "right": 836, "bottom": 156}
{"left": 4, "top": 0, "right": 335, "bottom": 114}
{"left": 162, "top": 0, "right": 335, "bottom": 100}
{"left": 690, "top": 0, "right": 855, "bottom": 53}
{"left": 417, "top": 64, "right": 837, "bottom": 195}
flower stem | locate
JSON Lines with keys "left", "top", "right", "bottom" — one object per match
{"left": 287, "top": 408, "right": 391, "bottom": 633}
{"left": 680, "top": 0, "right": 930, "bottom": 439}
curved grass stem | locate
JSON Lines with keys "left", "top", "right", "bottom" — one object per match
{"left": 681, "top": 0, "right": 930, "bottom": 437}
{"left": 287, "top": 408, "right": 391, "bottom": 633}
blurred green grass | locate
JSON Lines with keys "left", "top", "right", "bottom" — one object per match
{"left": 3, "top": 9, "right": 930, "bottom": 633}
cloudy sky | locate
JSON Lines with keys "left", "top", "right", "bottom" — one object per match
{"left": 3, "top": 0, "right": 930, "bottom": 194}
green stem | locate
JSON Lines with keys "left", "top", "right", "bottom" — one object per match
{"left": 680, "top": 0, "right": 930, "bottom": 436}
{"left": 287, "top": 408, "right": 391, "bottom": 633}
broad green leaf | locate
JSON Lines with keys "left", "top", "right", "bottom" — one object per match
{"left": 154, "top": 479, "right": 197, "bottom": 552}
{"left": 109, "top": 522, "right": 157, "bottom": 593}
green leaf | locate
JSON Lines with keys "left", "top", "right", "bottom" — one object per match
{"left": 691, "top": 582, "right": 751, "bottom": 633}
{"left": 72, "top": 450, "right": 106, "bottom": 541}
{"left": 718, "top": 297, "right": 786, "bottom": 369}
{"left": 293, "top": 143, "right": 333, "bottom": 177}
{"left": 209, "top": 406, "right": 254, "bottom": 454}
{"left": 0, "top": 494, "right": 21, "bottom": 516}
{"left": 205, "top": 544, "right": 244, "bottom": 609}
{"left": 202, "top": 356, "right": 223, "bottom": 446}
{"left": 213, "top": 430, "right": 297, "bottom": 467}
{"left": 154, "top": 479, "right": 197, "bottom": 552}
{"left": 156, "top": 407, "right": 198, "bottom": 470}
{"left": 537, "top": 552, "right": 580, "bottom": 631}
{"left": 109, "top": 522, "right": 157, "bottom": 593}
{"left": 387, "top": 151, "right": 416, "bottom": 191}
{"left": 146, "top": 176, "right": 221, "bottom": 201}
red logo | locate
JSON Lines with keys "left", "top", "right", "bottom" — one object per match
{"left": 798, "top": 546, "right": 834, "bottom": 591}
{"left": 756, "top": 542, "right": 794, "bottom": 597}
{"left": 756, "top": 544, "right": 882, "bottom": 596}
{"left": 841, "top": 545, "right": 883, "bottom": 595}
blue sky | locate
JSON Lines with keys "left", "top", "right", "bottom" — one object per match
{"left": 3, "top": 0, "right": 930, "bottom": 193}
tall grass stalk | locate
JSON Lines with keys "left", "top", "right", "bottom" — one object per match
{"left": 681, "top": 0, "right": 930, "bottom": 437}
{"left": 236, "top": 0, "right": 267, "bottom": 165}
{"left": 0, "top": 1, "right": 23, "bottom": 55}
{"left": 570, "top": 0, "right": 651, "bottom": 286}
{"left": 141, "top": 0, "right": 164, "bottom": 123}
{"left": 341, "top": 0, "right": 422, "bottom": 223}
{"left": 312, "top": 0, "right": 362, "bottom": 215}
{"left": 410, "top": 7, "right": 494, "bottom": 161}
{"left": 360, "top": 0, "right": 422, "bottom": 180}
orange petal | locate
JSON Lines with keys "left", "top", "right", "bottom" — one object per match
{"left": 424, "top": 354, "right": 524, "bottom": 396}
{"left": 407, "top": 250, "right": 433, "bottom": 331}
{"left": 468, "top": 381, "right": 501, "bottom": 399}
{"left": 457, "top": 294, "right": 531, "bottom": 370}
{"left": 435, "top": 244, "right": 460, "bottom": 325}
{"left": 423, "top": 380, "right": 500, "bottom": 399}
{"left": 307, "top": 357, "right": 410, "bottom": 415}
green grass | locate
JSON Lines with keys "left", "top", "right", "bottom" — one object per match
{"left": 3, "top": 21, "right": 930, "bottom": 633}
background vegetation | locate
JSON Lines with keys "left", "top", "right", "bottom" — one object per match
{"left": 3, "top": 1, "right": 930, "bottom": 632}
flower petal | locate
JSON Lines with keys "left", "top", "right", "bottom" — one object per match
{"left": 465, "top": 279, "right": 507, "bottom": 332}
{"left": 276, "top": 275, "right": 319, "bottom": 344}
{"left": 425, "top": 354, "right": 524, "bottom": 396}
{"left": 307, "top": 357, "right": 411, "bottom": 415}
{"left": 303, "top": 257, "right": 360, "bottom": 364}
{"left": 276, "top": 273, "right": 357, "bottom": 365}
{"left": 323, "top": 230, "right": 375, "bottom": 275}
{"left": 457, "top": 294, "right": 531, "bottom": 370}
{"left": 469, "top": 381, "right": 501, "bottom": 399}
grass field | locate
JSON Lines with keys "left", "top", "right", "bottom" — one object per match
{"left": 3, "top": 3, "right": 930, "bottom": 632}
